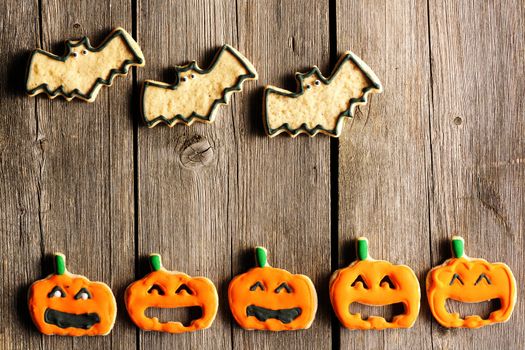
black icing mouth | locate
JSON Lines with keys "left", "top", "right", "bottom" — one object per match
{"left": 44, "top": 308, "right": 100, "bottom": 329}
{"left": 246, "top": 305, "right": 301, "bottom": 324}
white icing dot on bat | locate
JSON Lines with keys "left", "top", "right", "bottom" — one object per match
{"left": 52, "top": 290, "right": 62, "bottom": 298}
{"left": 79, "top": 292, "right": 89, "bottom": 300}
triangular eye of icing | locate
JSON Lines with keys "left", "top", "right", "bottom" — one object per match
{"left": 249, "top": 281, "right": 265, "bottom": 291}
{"left": 74, "top": 288, "right": 92, "bottom": 300}
{"left": 449, "top": 273, "right": 464, "bottom": 286}
{"left": 147, "top": 284, "right": 165, "bottom": 295}
{"left": 474, "top": 273, "right": 492, "bottom": 285}
{"left": 274, "top": 282, "right": 293, "bottom": 294}
{"left": 175, "top": 284, "right": 193, "bottom": 295}
{"left": 351, "top": 275, "right": 369, "bottom": 289}
{"left": 379, "top": 275, "right": 396, "bottom": 289}
{"left": 47, "top": 286, "right": 66, "bottom": 298}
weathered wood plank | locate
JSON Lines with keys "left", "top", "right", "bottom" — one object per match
{"left": 336, "top": 0, "right": 432, "bottom": 348}
{"left": 0, "top": 0, "right": 44, "bottom": 348}
{"left": 232, "top": 1, "right": 332, "bottom": 349}
{"left": 136, "top": 0, "right": 237, "bottom": 348}
{"left": 428, "top": 1, "right": 525, "bottom": 348}
{"left": 1, "top": 1, "right": 523, "bottom": 349}
{"left": 35, "top": 0, "right": 136, "bottom": 348}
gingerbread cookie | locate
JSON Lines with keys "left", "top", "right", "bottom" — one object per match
{"left": 125, "top": 254, "right": 218, "bottom": 333}
{"left": 28, "top": 253, "right": 117, "bottom": 336}
{"left": 26, "top": 27, "right": 144, "bottom": 102}
{"left": 329, "top": 238, "right": 420, "bottom": 330}
{"left": 426, "top": 236, "right": 517, "bottom": 328}
{"left": 228, "top": 247, "right": 317, "bottom": 331}
{"left": 142, "top": 45, "right": 257, "bottom": 127}
{"left": 263, "top": 51, "right": 382, "bottom": 137}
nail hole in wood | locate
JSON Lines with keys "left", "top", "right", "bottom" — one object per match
{"left": 454, "top": 116, "right": 462, "bottom": 125}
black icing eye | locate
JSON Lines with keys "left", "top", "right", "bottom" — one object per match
{"left": 74, "top": 288, "right": 92, "bottom": 300}
{"left": 71, "top": 52, "right": 78, "bottom": 58}
{"left": 305, "top": 84, "right": 311, "bottom": 90}
{"left": 250, "top": 281, "right": 265, "bottom": 291}
{"left": 351, "top": 275, "right": 369, "bottom": 289}
{"left": 475, "top": 273, "right": 491, "bottom": 285}
{"left": 449, "top": 273, "right": 464, "bottom": 286}
{"left": 190, "top": 74, "right": 195, "bottom": 79}
{"left": 314, "top": 80, "right": 321, "bottom": 86}
{"left": 274, "top": 282, "right": 293, "bottom": 294}
{"left": 82, "top": 49, "right": 88, "bottom": 55}
{"left": 175, "top": 284, "right": 193, "bottom": 295}
{"left": 147, "top": 284, "right": 165, "bottom": 295}
{"left": 48, "top": 286, "right": 66, "bottom": 298}
{"left": 379, "top": 275, "right": 396, "bottom": 289}
{"left": 181, "top": 76, "right": 188, "bottom": 82}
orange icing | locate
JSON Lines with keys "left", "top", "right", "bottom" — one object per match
{"left": 329, "top": 238, "right": 420, "bottom": 330}
{"left": 426, "top": 236, "right": 517, "bottom": 328}
{"left": 228, "top": 247, "right": 317, "bottom": 331}
{"left": 28, "top": 255, "right": 116, "bottom": 336}
{"left": 125, "top": 255, "right": 218, "bottom": 333}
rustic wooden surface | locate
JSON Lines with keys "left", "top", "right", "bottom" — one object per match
{"left": 427, "top": 1, "right": 524, "bottom": 348}
{"left": 0, "top": 0, "right": 523, "bottom": 349}
{"left": 337, "top": 0, "right": 433, "bottom": 348}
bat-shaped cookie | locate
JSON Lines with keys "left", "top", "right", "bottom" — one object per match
{"left": 263, "top": 51, "right": 383, "bottom": 137}
{"left": 142, "top": 45, "right": 258, "bottom": 127}
{"left": 26, "top": 27, "right": 145, "bottom": 102}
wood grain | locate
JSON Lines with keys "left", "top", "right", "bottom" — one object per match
{"left": 136, "top": 0, "right": 237, "bottom": 348}
{"left": 34, "top": 0, "right": 135, "bottom": 348}
{"left": 232, "top": 1, "right": 332, "bottom": 349}
{"left": 0, "top": 0, "right": 44, "bottom": 348}
{"left": 0, "top": 0, "right": 524, "bottom": 349}
{"left": 336, "top": 0, "right": 432, "bottom": 348}
{"left": 428, "top": 1, "right": 524, "bottom": 348}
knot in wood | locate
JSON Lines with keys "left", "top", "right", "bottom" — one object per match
{"left": 180, "top": 135, "right": 213, "bottom": 169}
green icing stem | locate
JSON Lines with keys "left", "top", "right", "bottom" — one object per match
{"left": 451, "top": 236, "right": 465, "bottom": 258}
{"left": 149, "top": 254, "right": 162, "bottom": 271}
{"left": 357, "top": 238, "right": 369, "bottom": 260}
{"left": 54, "top": 254, "right": 66, "bottom": 275}
{"left": 255, "top": 247, "right": 268, "bottom": 267}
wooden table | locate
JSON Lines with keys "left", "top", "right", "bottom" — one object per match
{"left": 1, "top": 0, "right": 523, "bottom": 349}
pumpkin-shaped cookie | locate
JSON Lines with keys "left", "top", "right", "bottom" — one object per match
{"left": 329, "top": 238, "right": 420, "bottom": 330}
{"left": 426, "top": 236, "right": 517, "bottom": 328}
{"left": 28, "top": 253, "right": 117, "bottom": 336}
{"left": 228, "top": 247, "right": 317, "bottom": 331}
{"left": 125, "top": 254, "right": 218, "bottom": 333}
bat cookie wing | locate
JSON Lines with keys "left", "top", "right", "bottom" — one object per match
{"left": 264, "top": 51, "right": 383, "bottom": 137}
{"left": 142, "top": 45, "right": 258, "bottom": 128}
{"left": 26, "top": 27, "right": 145, "bottom": 102}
